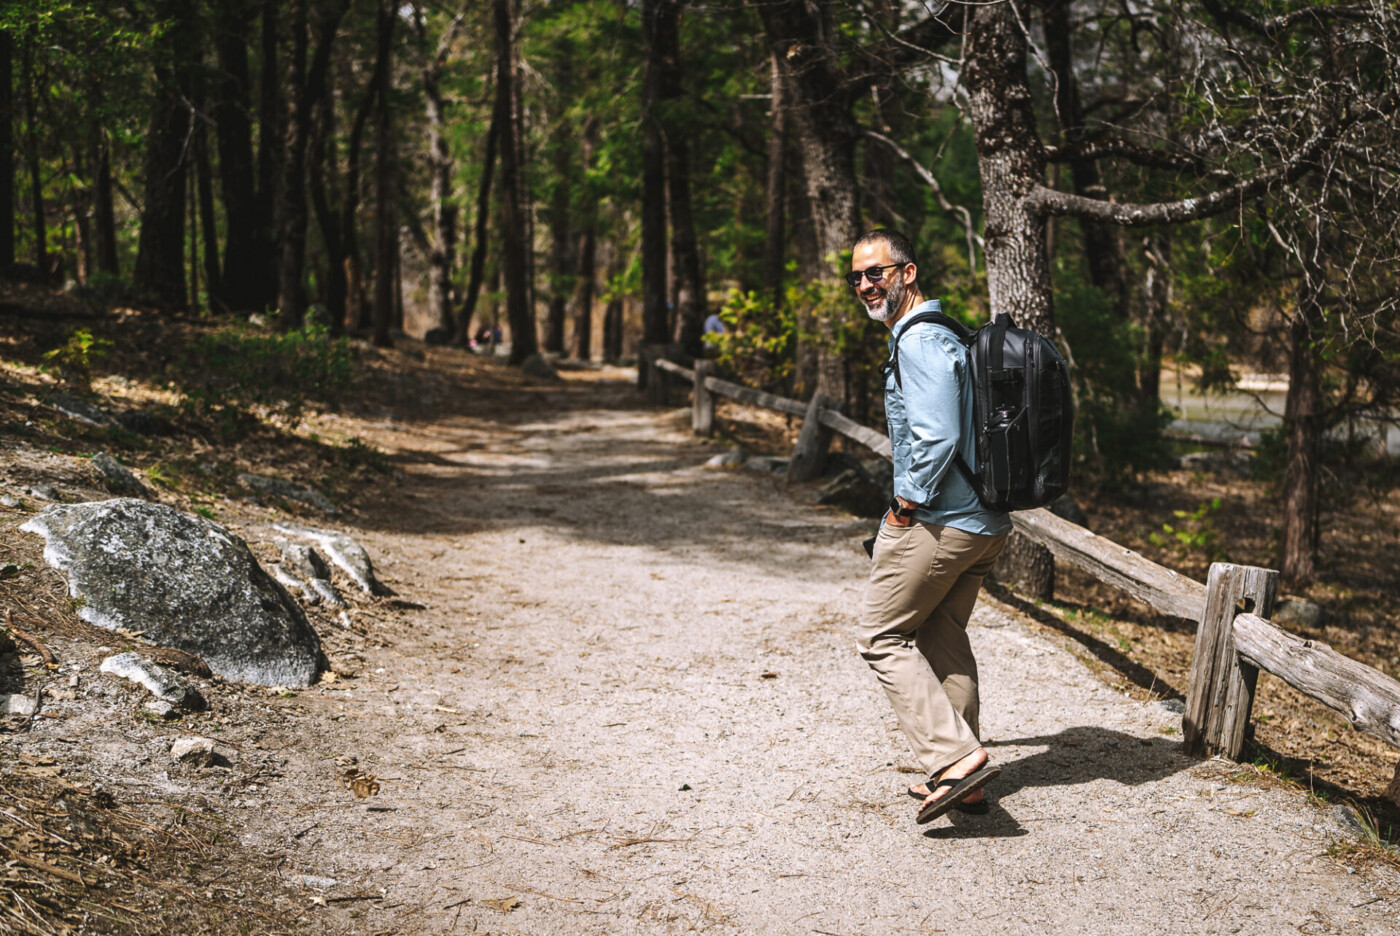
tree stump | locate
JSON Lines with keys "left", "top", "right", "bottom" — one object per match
{"left": 992, "top": 531, "right": 1054, "bottom": 600}
{"left": 786, "top": 393, "right": 836, "bottom": 483}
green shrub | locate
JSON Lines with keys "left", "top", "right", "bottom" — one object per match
{"left": 1149, "top": 497, "right": 1226, "bottom": 563}
{"left": 176, "top": 322, "right": 353, "bottom": 415}
{"left": 42, "top": 327, "right": 112, "bottom": 392}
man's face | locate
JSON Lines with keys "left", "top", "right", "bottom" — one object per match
{"left": 850, "top": 241, "right": 909, "bottom": 323}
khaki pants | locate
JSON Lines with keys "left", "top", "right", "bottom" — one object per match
{"left": 857, "top": 521, "right": 1008, "bottom": 778}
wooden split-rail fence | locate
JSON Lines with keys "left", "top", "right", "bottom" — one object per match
{"left": 641, "top": 350, "right": 1400, "bottom": 806}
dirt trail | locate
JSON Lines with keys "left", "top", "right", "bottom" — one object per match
{"left": 47, "top": 369, "right": 1393, "bottom": 934}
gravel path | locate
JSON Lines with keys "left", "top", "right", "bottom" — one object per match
{"left": 243, "top": 388, "right": 1398, "bottom": 935}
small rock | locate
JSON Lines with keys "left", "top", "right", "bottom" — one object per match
{"left": 280, "top": 542, "right": 331, "bottom": 581}
{"left": 271, "top": 564, "right": 318, "bottom": 605}
{"left": 170, "top": 737, "right": 223, "bottom": 767}
{"left": 275, "top": 523, "right": 389, "bottom": 596}
{"left": 99, "top": 653, "right": 206, "bottom": 711}
{"left": 143, "top": 700, "right": 178, "bottom": 720}
{"left": 520, "top": 352, "right": 559, "bottom": 380}
{"left": 1159, "top": 698, "right": 1186, "bottom": 714}
{"left": 1048, "top": 493, "right": 1090, "bottom": 529}
{"left": 1, "top": 694, "right": 37, "bottom": 717}
{"left": 27, "top": 484, "right": 61, "bottom": 501}
{"left": 0, "top": 495, "right": 21, "bottom": 509}
{"left": 308, "top": 577, "right": 346, "bottom": 608}
{"left": 704, "top": 448, "right": 746, "bottom": 469}
{"left": 49, "top": 393, "right": 121, "bottom": 430}
{"left": 238, "top": 473, "right": 339, "bottom": 514}
{"left": 817, "top": 468, "right": 888, "bottom": 518}
{"left": 1328, "top": 804, "right": 1367, "bottom": 839}
{"left": 744, "top": 456, "right": 789, "bottom": 475}
{"left": 91, "top": 452, "right": 148, "bottom": 496}
{"left": 296, "top": 873, "right": 340, "bottom": 889}
{"left": 1273, "top": 598, "right": 1325, "bottom": 630}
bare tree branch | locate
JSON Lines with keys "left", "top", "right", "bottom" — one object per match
{"left": 1197, "top": 0, "right": 1372, "bottom": 39}
{"left": 864, "top": 129, "right": 981, "bottom": 279}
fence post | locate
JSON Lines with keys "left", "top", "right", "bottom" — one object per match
{"left": 1183, "top": 562, "right": 1278, "bottom": 759}
{"left": 692, "top": 359, "right": 715, "bottom": 436}
{"left": 1387, "top": 761, "right": 1400, "bottom": 809}
{"left": 787, "top": 393, "right": 836, "bottom": 483}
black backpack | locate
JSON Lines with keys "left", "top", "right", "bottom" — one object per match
{"left": 886, "top": 310, "right": 1073, "bottom": 512}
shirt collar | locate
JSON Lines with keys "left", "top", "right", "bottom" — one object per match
{"left": 888, "top": 299, "right": 943, "bottom": 342}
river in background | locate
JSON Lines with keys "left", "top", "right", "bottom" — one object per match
{"left": 1162, "top": 367, "right": 1400, "bottom": 455}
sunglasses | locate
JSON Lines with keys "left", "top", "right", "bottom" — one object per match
{"left": 845, "top": 263, "right": 905, "bottom": 289}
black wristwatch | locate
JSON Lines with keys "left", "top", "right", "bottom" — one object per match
{"left": 888, "top": 497, "right": 918, "bottom": 519}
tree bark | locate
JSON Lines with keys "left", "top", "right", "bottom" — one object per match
{"left": 1281, "top": 282, "right": 1323, "bottom": 583}
{"left": 0, "top": 31, "right": 13, "bottom": 270}
{"left": 212, "top": 1, "right": 260, "bottom": 311}
{"left": 193, "top": 109, "right": 221, "bottom": 303}
{"left": 544, "top": 71, "right": 573, "bottom": 354}
{"left": 603, "top": 239, "right": 624, "bottom": 364}
{"left": 571, "top": 118, "right": 599, "bottom": 361}
{"left": 253, "top": 0, "right": 281, "bottom": 308}
{"left": 1042, "top": 0, "right": 1127, "bottom": 320}
{"left": 91, "top": 123, "right": 117, "bottom": 275}
{"left": 276, "top": 0, "right": 312, "bottom": 327}
{"left": 420, "top": 9, "right": 464, "bottom": 339}
{"left": 307, "top": 1, "right": 350, "bottom": 332}
{"left": 964, "top": 1, "right": 1054, "bottom": 336}
{"left": 372, "top": 0, "right": 396, "bottom": 348}
{"left": 640, "top": 0, "right": 672, "bottom": 347}
{"left": 758, "top": 0, "right": 861, "bottom": 399}
{"left": 20, "top": 41, "right": 46, "bottom": 278}
{"left": 133, "top": 0, "right": 196, "bottom": 308}
{"left": 763, "top": 50, "right": 785, "bottom": 308}
{"left": 453, "top": 79, "right": 500, "bottom": 346}
{"left": 494, "top": 0, "right": 536, "bottom": 364}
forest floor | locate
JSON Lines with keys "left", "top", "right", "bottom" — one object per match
{"left": 0, "top": 302, "right": 1399, "bottom": 933}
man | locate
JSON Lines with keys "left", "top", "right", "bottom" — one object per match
{"left": 850, "top": 229, "right": 1012, "bottom": 824}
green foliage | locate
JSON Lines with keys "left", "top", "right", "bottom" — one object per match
{"left": 175, "top": 323, "right": 354, "bottom": 416}
{"left": 42, "top": 327, "right": 111, "bottom": 392}
{"left": 708, "top": 289, "right": 798, "bottom": 388}
{"left": 1056, "top": 271, "right": 1173, "bottom": 482}
{"left": 1149, "top": 497, "right": 1225, "bottom": 563}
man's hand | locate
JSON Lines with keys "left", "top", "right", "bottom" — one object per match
{"left": 885, "top": 495, "right": 920, "bottom": 528}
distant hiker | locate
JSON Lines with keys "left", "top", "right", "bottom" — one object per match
{"left": 850, "top": 228, "right": 1012, "bottom": 824}
{"left": 703, "top": 311, "right": 727, "bottom": 335}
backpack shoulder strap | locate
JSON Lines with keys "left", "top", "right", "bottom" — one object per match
{"left": 885, "top": 310, "right": 971, "bottom": 389}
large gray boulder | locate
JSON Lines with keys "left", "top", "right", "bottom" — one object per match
{"left": 21, "top": 499, "right": 324, "bottom": 687}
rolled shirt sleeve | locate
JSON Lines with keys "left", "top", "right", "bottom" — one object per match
{"left": 894, "top": 329, "right": 963, "bottom": 506}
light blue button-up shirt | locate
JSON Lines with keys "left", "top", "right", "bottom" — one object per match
{"left": 884, "top": 300, "right": 1011, "bottom": 537}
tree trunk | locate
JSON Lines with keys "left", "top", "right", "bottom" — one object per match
{"left": 1042, "top": 0, "right": 1127, "bottom": 321}
{"left": 276, "top": 0, "right": 312, "bottom": 328}
{"left": 193, "top": 115, "right": 221, "bottom": 302}
{"left": 964, "top": 1, "right": 1054, "bottom": 336}
{"left": 308, "top": 2, "right": 350, "bottom": 333}
{"left": 0, "top": 31, "right": 13, "bottom": 270}
{"left": 494, "top": 0, "right": 536, "bottom": 364}
{"left": 421, "top": 11, "right": 463, "bottom": 339}
{"left": 212, "top": 3, "right": 260, "bottom": 311}
{"left": 571, "top": 117, "right": 599, "bottom": 361}
{"left": 253, "top": 0, "right": 281, "bottom": 309}
{"left": 20, "top": 41, "right": 46, "bottom": 278}
{"left": 639, "top": 0, "right": 672, "bottom": 347}
{"left": 453, "top": 80, "right": 501, "bottom": 346}
{"left": 133, "top": 0, "right": 196, "bottom": 308}
{"left": 544, "top": 79, "right": 573, "bottom": 354}
{"left": 763, "top": 50, "right": 786, "bottom": 308}
{"left": 372, "top": 0, "right": 396, "bottom": 348}
{"left": 759, "top": 0, "right": 860, "bottom": 399}
{"left": 1281, "top": 288, "right": 1323, "bottom": 583}
{"left": 91, "top": 124, "right": 117, "bottom": 275}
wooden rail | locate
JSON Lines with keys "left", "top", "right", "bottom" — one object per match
{"left": 638, "top": 348, "right": 1400, "bottom": 800}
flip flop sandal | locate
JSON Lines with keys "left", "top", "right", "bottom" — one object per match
{"left": 905, "top": 785, "right": 990, "bottom": 814}
{"left": 915, "top": 766, "right": 1001, "bottom": 824}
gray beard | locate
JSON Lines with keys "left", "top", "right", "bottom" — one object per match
{"left": 865, "top": 275, "right": 905, "bottom": 322}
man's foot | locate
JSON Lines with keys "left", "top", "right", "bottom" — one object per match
{"left": 915, "top": 748, "right": 994, "bottom": 822}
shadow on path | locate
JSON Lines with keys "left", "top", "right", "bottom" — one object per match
{"left": 923, "top": 725, "right": 1192, "bottom": 840}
